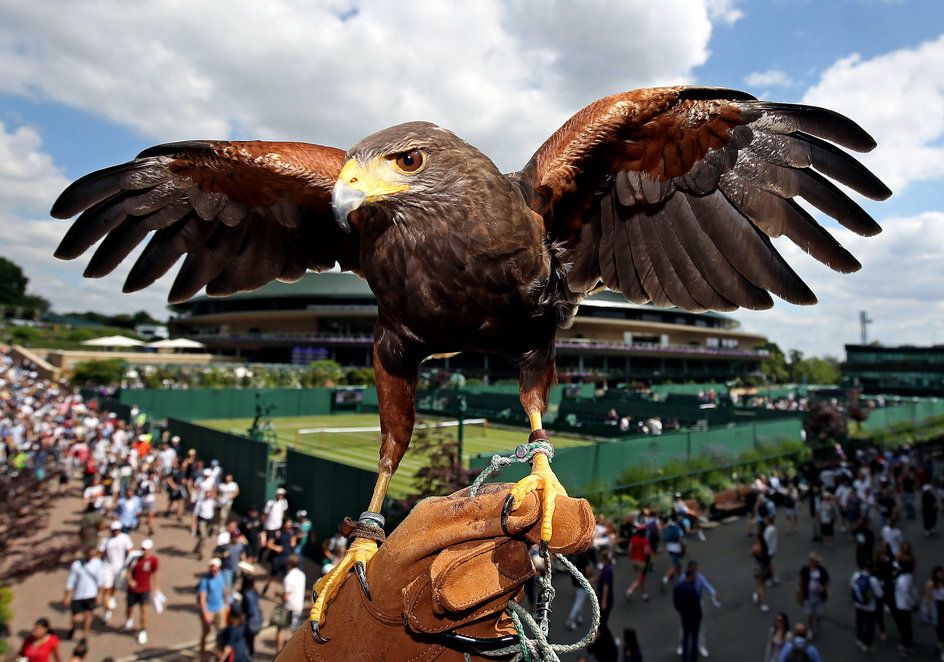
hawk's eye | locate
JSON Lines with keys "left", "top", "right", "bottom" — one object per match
{"left": 394, "top": 150, "right": 425, "bottom": 173}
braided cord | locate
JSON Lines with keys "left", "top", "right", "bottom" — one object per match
{"left": 462, "top": 443, "right": 600, "bottom": 661}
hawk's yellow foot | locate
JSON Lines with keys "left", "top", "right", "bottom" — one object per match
{"left": 502, "top": 445, "right": 567, "bottom": 544}
{"left": 308, "top": 536, "right": 378, "bottom": 642}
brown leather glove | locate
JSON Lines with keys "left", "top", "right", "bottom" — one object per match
{"left": 276, "top": 482, "right": 594, "bottom": 661}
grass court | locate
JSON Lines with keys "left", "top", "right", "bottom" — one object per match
{"left": 197, "top": 413, "right": 593, "bottom": 497}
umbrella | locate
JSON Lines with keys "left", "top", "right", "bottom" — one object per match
{"left": 144, "top": 337, "right": 207, "bottom": 350}
{"left": 80, "top": 335, "right": 145, "bottom": 347}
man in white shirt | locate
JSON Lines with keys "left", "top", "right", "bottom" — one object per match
{"left": 264, "top": 488, "right": 290, "bottom": 537}
{"left": 63, "top": 548, "right": 104, "bottom": 640}
{"left": 276, "top": 555, "right": 307, "bottom": 651}
{"left": 99, "top": 521, "right": 134, "bottom": 622}
{"left": 216, "top": 474, "right": 240, "bottom": 529}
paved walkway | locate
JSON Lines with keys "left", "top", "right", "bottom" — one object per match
{"left": 8, "top": 479, "right": 943, "bottom": 661}
{"left": 7, "top": 481, "right": 288, "bottom": 662}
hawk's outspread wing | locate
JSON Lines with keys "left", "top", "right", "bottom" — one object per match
{"left": 523, "top": 86, "right": 892, "bottom": 313}
{"left": 51, "top": 140, "right": 359, "bottom": 303}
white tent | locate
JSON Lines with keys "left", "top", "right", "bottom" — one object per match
{"left": 145, "top": 337, "right": 207, "bottom": 350}
{"left": 80, "top": 335, "right": 145, "bottom": 347}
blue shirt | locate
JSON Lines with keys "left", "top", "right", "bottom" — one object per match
{"left": 115, "top": 495, "right": 141, "bottom": 529}
{"left": 693, "top": 572, "right": 717, "bottom": 599}
{"left": 198, "top": 571, "right": 226, "bottom": 613}
{"left": 779, "top": 638, "right": 821, "bottom": 662}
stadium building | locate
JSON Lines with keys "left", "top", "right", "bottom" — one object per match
{"left": 169, "top": 272, "right": 769, "bottom": 384}
{"left": 843, "top": 344, "right": 944, "bottom": 397}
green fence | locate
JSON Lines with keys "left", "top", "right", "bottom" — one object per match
{"left": 114, "top": 387, "right": 378, "bottom": 421}
{"left": 284, "top": 450, "right": 381, "bottom": 544}
{"left": 164, "top": 418, "right": 273, "bottom": 512}
{"left": 470, "top": 418, "right": 803, "bottom": 492}
{"left": 860, "top": 398, "right": 944, "bottom": 430}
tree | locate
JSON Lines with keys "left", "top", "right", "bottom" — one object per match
{"left": 792, "top": 356, "right": 841, "bottom": 385}
{"left": 0, "top": 257, "right": 50, "bottom": 314}
{"left": 0, "top": 257, "right": 29, "bottom": 307}
{"left": 759, "top": 342, "right": 789, "bottom": 383}
{"left": 72, "top": 359, "right": 127, "bottom": 386}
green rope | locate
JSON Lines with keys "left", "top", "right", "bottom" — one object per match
{"left": 462, "top": 444, "right": 600, "bottom": 661}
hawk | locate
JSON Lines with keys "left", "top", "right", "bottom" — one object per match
{"left": 51, "top": 86, "right": 890, "bottom": 638}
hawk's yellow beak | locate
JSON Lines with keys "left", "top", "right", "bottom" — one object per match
{"left": 331, "top": 158, "right": 409, "bottom": 232}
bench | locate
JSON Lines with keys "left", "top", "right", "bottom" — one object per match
{"left": 709, "top": 485, "right": 753, "bottom": 519}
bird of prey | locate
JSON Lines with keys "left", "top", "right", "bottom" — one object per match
{"left": 51, "top": 86, "right": 890, "bottom": 639}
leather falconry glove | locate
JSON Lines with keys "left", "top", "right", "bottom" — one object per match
{"left": 276, "top": 482, "right": 594, "bottom": 661}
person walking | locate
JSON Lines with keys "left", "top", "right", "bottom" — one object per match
{"left": 624, "top": 523, "right": 652, "bottom": 602}
{"left": 850, "top": 559, "right": 884, "bottom": 653}
{"left": 62, "top": 548, "right": 103, "bottom": 641}
{"left": 564, "top": 548, "right": 594, "bottom": 631}
{"left": 750, "top": 532, "right": 771, "bottom": 612}
{"left": 778, "top": 623, "right": 821, "bottom": 662}
{"left": 98, "top": 521, "right": 133, "bottom": 623}
{"left": 197, "top": 557, "right": 229, "bottom": 660}
{"left": 798, "top": 552, "right": 829, "bottom": 636}
{"left": 216, "top": 473, "right": 240, "bottom": 529}
{"left": 852, "top": 516, "right": 876, "bottom": 569}
{"left": 239, "top": 575, "right": 264, "bottom": 657}
{"left": 596, "top": 549, "right": 615, "bottom": 628}
{"left": 763, "top": 515, "right": 780, "bottom": 584}
{"left": 921, "top": 482, "right": 939, "bottom": 536}
{"left": 676, "top": 560, "right": 719, "bottom": 658}
{"left": 19, "top": 617, "right": 62, "bottom": 662}
{"left": 262, "top": 519, "right": 296, "bottom": 597}
{"left": 191, "top": 487, "right": 218, "bottom": 560}
{"left": 672, "top": 567, "right": 701, "bottom": 662}
{"left": 892, "top": 561, "right": 918, "bottom": 655}
{"left": 275, "top": 555, "right": 307, "bottom": 651}
{"left": 124, "top": 539, "right": 159, "bottom": 645}
{"left": 763, "top": 613, "right": 792, "bottom": 662}
{"left": 661, "top": 514, "right": 686, "bottom": 589}
{"left": 922, "top": 566, "right": 944, "bottom": 662}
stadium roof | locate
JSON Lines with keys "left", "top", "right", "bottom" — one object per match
{"left": 173, "top": 271, "right": 736, "bottom": 323}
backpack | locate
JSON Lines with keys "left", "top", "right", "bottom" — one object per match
{"left": 663, "top": 522, "right": 681, "bottom": 544}
{"left": 851, "top": 572, "right": 874, "bottom": 606}
{"left": 785, "top": 643, "right": 811, "bottom": 662}
{"left": 245, "top": 591, "right": 264, "bottom": 634}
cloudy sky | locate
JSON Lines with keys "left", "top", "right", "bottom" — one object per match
{"left": 1, "top": 0, "right": 941, "bottom": 358}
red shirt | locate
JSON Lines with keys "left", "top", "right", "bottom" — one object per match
{"left": 20, "top": 634, "right": 60, "bottom": 662}
{"left": 629, "top": 535, "right": 651, "bottom": 563}
{"left": 130, "top": 554, "right": 159, "bottom": 593}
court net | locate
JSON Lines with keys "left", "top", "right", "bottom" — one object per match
{"left": 294, "top": 418, "right": 488, "bottom": 449}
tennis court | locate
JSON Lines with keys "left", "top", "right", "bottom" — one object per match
{"left": 198, "top": 413, "right": 593, "bottom": 497}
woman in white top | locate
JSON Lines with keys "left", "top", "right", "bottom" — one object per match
{"left": 763, "top": 612, "right": 792, "bottom": 662}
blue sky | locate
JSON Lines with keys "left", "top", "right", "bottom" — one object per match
{"left": 0, "top": 0, "right": 941, "bottom": 358}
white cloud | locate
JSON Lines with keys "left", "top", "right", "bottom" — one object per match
{"left": 731, "top": 212, "right": 944, "bottom": 357}
{"left": 0, "top": 122, "right": 172, "bottom": 317}
{"left": 802, "top": 34, "right": 944, "bottom": 195}
{"left": 0, "top": 0, "right": 731, "bottom": 171}
{"left": 0, "top": 121, "right": 69, "bottom": 213}
{"left": 743, "top": 69, "right": 797, "bottom": 89}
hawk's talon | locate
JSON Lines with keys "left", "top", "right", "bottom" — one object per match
{"left": 355, "top": 560, "right": 371, "bottom": 600}
{"left": 507, "top": 450, "right": 567, "bottom": 544}
{"left": 308, "top": 537, "right": 378, "bottom": 632}
{"left": 310, "top": 619, "right": 330, "bottom": 643}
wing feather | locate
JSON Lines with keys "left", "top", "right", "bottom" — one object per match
{"left": 523, "top": 86, "right": 889, "bottom": 314}
{"left": 51, "top": 140, "right": 357, "bottom": 303}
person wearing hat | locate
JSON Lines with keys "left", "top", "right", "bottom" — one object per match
{"left": 197, "top": 557, "right": 229, "bottom": 660}
{"left": 798, "top": 551, "right": 830, "bottom": 637}
{"left": 99, "top": 520, "right": 133, "bottom": 623}
{"left": 124, "top": 539, "right": 159, "bottom": 645}
{"left": 263, "top": 488, "right": 290, "bottom": 542}
{"left": 216, "top": 474, "right": 240, "bottom": 530}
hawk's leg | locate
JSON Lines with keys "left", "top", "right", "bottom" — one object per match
{"left": 308, "top": 340, "right": 416, "bottom": 642}
{"left": 503, "top": 358, "right": 567, "bottom": 544}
